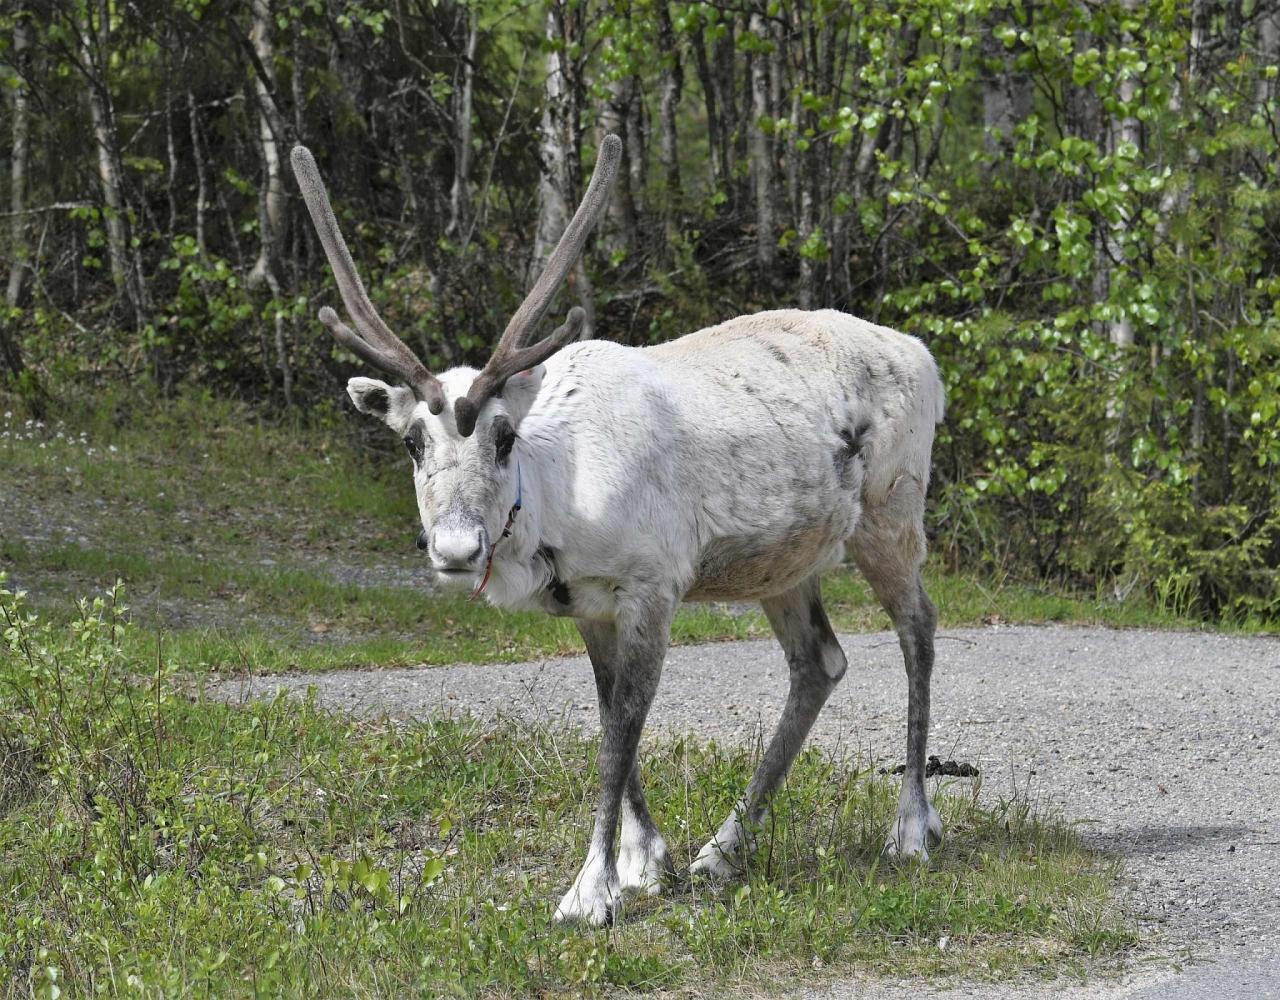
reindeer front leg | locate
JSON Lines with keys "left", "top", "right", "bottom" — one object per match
{"left": 577, "top": 619, "right": 676, "bottom": 897}
{"left": 554, "top": 594, "right": 675, "bottom": 926}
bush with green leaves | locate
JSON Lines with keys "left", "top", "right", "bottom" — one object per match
{"left": 873, "top": 1, "right": 1280, "bottom": 621}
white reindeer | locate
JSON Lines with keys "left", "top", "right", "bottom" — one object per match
{"left": 291, "top": 135, "right": 945, "bottom": 926}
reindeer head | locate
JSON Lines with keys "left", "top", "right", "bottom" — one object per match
{"left": 291, "top": 137, "right": 620, "bottom": 589}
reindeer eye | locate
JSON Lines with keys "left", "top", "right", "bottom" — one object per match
{"left": 403, "top": 426, "right": 425, "bottom": 465}
{"left": 493, "top": 419, "right": 516, "bottom": 464}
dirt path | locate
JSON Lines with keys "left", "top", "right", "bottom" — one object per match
{"left": 217, "top": 624, "right": 1280, "bottom": 998}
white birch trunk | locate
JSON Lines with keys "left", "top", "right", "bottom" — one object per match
{"left": 980, "top": 17, "right": 1033, "bottom": 152}
{"left": 656, "top": 0, "right": 682, "bottom": 210}
{"left": 78, "top": 1, "right": 148, "bottom": 331}
{"left": 534, "top": 7, "right": 572, "bottom": 270}
{"left": 598, "top": 74, "right": 638, "bottom": 254}
{"left": 533, "top": 4, "right": 594, "bottom": 335}
{"left": 6, "top": 19, "right": 31, "bottom": 311}
{"left": 1104, "top": 0, "right": 1141, "bottom": 350}
{"left": 1257, "top": 1, "right": 1280, "bottom": 109}
{"left": 1, "top": 18, "right": 31, "bottom": 379}
{"left": 748, "top": 9, "right": 775, "bottom": 269}
{"left": 248, "top": 0, "right": 286, "bottom": 290}
{"left": 188, "top": 91, "right": 208, "bottom": 255}
{"left": 247, "top": 0, "right": 292, "bottom": 405}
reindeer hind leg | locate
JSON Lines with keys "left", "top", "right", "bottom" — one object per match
{"left": 691, "top": 573, "right": 846, "bottom": 878}
{"left": 851, "top": 485, "right": 942, "bottom": 860}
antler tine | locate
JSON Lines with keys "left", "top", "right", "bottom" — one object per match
{"left": 453, "top": 135, "right": 622, "bottom": 437}
{"left": 290, "top": 146, "right": 446, "bottom": 414}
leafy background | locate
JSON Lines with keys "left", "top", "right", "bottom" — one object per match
{"left": 1, "top": 0, "right": 1278, "bottom": 622}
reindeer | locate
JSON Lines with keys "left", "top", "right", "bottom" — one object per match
{"left": 290, "top": 135, "right": 945, "bottom": 926}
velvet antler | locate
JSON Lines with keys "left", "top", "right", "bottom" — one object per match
{"left": 453, "top": 134, "right": 622, "bottom": 436}
{"left": 291, "top": 146, "right": 446, "bottom": 414}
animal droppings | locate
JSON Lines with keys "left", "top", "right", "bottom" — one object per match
{"left": 885, "top": 755, "right": 980, "bottom": 778}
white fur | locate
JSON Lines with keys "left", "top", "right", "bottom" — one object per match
{"left": 690, "top": 810, "right": 755, "bottom": 880}
{"left": 553, "top": 843, "right": 622, "bottom": 926}
{"left": 617, "top": 800, "right": 672, "bottom": 896}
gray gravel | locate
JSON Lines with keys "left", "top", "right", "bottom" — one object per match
{"left": 215, "top": 624, "right": 1280, "bottom": 998}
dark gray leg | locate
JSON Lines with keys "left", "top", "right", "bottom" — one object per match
{"left": 554, "top": 595, "right": 675, "bottom": 925}
{"left": 691, "top": 574, "right": 847, "bottom": 878}
{"left": 851, "top": 498, "right": 943, "bottom": 859}
{"left": 576, "top": 618, "right": 675, "bottom": 897}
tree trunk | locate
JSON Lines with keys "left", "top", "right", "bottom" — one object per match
{"left": 446, "top": 8, "right": 479, "bottom": 239}
{"left": 78, "top": 1, "right": 148, "bottom": 332}
{"left": 1, "top": 18, "right": 31, "bottom": 381}
{"left": 748, "top": 9, "right": 775, "bottom": 271}
{"left": 534, "top": 2, "right": 594, "bottom": 335}
{"left": 1104, "top": 0, "right": 1141, "bottom": 350}
{"left": 1157, "top": 0, "right": 1204, "bottom": 239}
{"left": 534, "top": 6, "right": 572, "bottom": 270}
{"left": 248, "top": 0, "right": 286, "bottom": 291}
{"left": 786, "top": 89, "right": 802, "bottom": 225}
{"left": 798, "top": 178, "right": 816, "bottom": 309}
{"left": 187, "top": 91, "right": 209, "bottom": 255}
{"left": 830, "top": 134, "right": 855, "bottom": 303}
{"left": 247, "top": 0, "right": 292, "bottom": 406}
{"left": 625, "top": 83, "right": 646, "bottom": 221}
{"left": 980, "top": 9, "right": 1033, "bottom": 153}
{"left": 1258, "top": 0, "right": 1280, "bottom": 109}
{"left": 291, "top": 16, "right": 307, "bottom": 287}
{"left": 164, "top": 94, "right": 178, "bottom": 240}
{"left": 691, "top": 25, "right": 725, "bottom": 189}
{"left": 599, "top": 72, "right": 639, "bottom": 255}
{"left": 656, "top": 0, "right": 683, "bottom": 211}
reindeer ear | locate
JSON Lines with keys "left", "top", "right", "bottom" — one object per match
{"left": 501, "top": 366, "right": 545, "bottom": 425}
{"left": 347, "top": 377, "right": 416, "bottom": 432}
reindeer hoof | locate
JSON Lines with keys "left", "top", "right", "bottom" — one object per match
{"left": 884, "top": 802, "right": 943, "bottom": 861}
{"left": 618, "top": 837, "right": 675, "bottom": 896}
{"left": 554, "top": 875, "right": 623, "bottom": 927}
{"left": 690, "top": 838, "right": 749, "bottom": 881}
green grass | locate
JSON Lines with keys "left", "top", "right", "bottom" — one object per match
{"left": 0, "top": 585, "right": 1135, "bottom": 996}
{"left": 0, "top": 394, "right": 1240, "bottom": 675}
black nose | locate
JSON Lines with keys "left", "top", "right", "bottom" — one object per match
{"left": 416, "top": 530, "right": 429, "bottom": 552}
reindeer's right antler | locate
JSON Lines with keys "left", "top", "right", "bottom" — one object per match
{"left": 291, "top": 146, "right": 447, "bottom": 415}
{"left": 453, "top": 134, "right": 622, "bottom": 437}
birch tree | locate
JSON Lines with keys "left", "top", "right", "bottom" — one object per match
{"left": 76, "top": 0, "right": 149, "bottom": 333}
{"left": 655, "top": 0, "right": 682, "bottom": 213}
{"left": 1, "top": 16, "right": 30, "bottom": 381}
{"left": 747, "top": 7, "right": 775, "bottom": 270}
{"left": 446, "top": 7, "right": 480, "bottom": 240}
{"left": 1103, "top": 0, "right": 1141, "bottom": 351}
{"left": 533, "top": 0, "right": 595, "bottom": 334}
{"left": 980, "top": 9, "right": 1032, "bottom": 153}
{"left": 246, "top": 0, "right": 293, "bottom": 405}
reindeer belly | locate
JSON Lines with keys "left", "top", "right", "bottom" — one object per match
{"left": 686, "top": 504, "right": 858, "bottom": 602}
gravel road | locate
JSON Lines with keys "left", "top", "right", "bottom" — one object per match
{"left": 216, "top": 624, "right": 1280, "bottom": 998}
